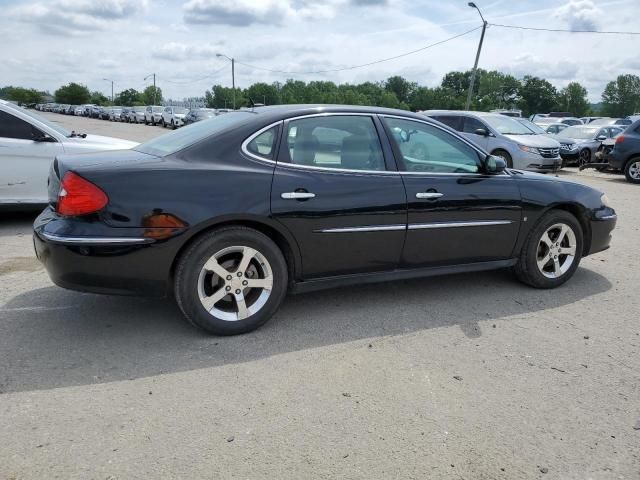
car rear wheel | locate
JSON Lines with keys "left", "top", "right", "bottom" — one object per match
{"left": 174, "top": 227, "right": 288, "bottom": 335}
{"left": 171, "top": 119, "right": 176, "bottom": 130}
{"left": 624, "top": 158, "right": 640, "bottom": 184}
{"left": 492, "top": 149, "right": 513, "bottom": 168}
{"left": 513, "top": 210, "right": 583, "bottom": 289}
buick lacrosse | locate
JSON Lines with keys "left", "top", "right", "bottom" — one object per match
{"left": 33, "top": 105, "right": 617, "bottom": 334}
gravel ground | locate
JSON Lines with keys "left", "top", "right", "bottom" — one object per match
{"left": 0, "top": 112, "right": 639, "bottom": 479}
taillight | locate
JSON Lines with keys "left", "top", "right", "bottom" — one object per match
{"left": 615, "top": 135, "right": 625, "bottom": 144}
{"left": 56, "top": 171, "right": 108, "bottom": 216}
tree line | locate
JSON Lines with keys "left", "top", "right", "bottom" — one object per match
{"left": 2, "top": 71, "right": 639, "bottom": 117}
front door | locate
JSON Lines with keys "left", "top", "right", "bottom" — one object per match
{"left": 270, "top": 114, "right": 407, "bottom": 279}
{"left": 380, "top": 116, "right": 522, "bottom": 268}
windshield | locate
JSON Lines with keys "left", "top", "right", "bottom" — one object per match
{"left": 4, "top": 102, "right": 71, "bottom": 137}
{"left": 562, "top": 126, "right": 598, "bottom": 139}
{"left": 482, "top": 115, "right": 534, "bottom": 135}
{"left": 516, "top": 118, "right": 546, "bottom": 134}
{"left": 152, "top": 106, "right": 163, "bottom": 112}
{"left": 134, "top": 111, "right": 254, "bottom": 157}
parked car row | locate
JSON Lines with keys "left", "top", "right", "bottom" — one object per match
{"left": 35, "top": 102, "right": 222, "bottom": 129}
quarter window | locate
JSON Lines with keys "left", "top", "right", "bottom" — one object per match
{"left": 383, "top": 117, "right": 480, "bottom": 174}
{"left": 0, "top": 110, "right": 35, "bottom": 140}
{"left": 431, "top": 115, "right": 463, "bottom": 131}
{"left": 462, "top": 116, "right": 487, "bottom": 135}
{"left": 246, "top": 126, "right": 279, "bottom": 159}
{"left": 284, "top": 116, "right": 385, "bottom": 171}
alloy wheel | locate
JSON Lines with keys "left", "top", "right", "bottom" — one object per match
{"left": 197, "top": 246, "right": 273, "bottom": 321}
{"left": 628, "top": 161, "right": 640, "bottom": 180}
{"left": 578, "top": 149, "right": 591, "bottom": 166}
{"left": 536, "top": 223, "right": 577, "bottom": 279}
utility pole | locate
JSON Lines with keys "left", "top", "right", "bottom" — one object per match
{"left": 216, "top": 53, "right": 236, "bottom": 109}
{"left": 144, "top": 73, "right": 157, "bottom": 105}
{"left": 465, "top": 2, "right": 488, "bottom": 111}
{"left": 102, "top": 78, "right": 114, "bottom": 103}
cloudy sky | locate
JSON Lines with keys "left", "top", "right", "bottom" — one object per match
{"left": 2, "top": 0, "right": 639, "bottom": 102}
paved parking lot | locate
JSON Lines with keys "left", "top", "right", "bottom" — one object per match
{"left": 1, "top": 113, "right": 639, "bottom": 479}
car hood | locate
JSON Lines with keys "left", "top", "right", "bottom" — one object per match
{"left": 550, "top": 135, "right": 577, "bottom": 145}
{"left": 557, "top": 136, "right": 597, "bottom": 145}
{"left": 63, "top": 134, "right": 139, "bottom": 151}
{"left": 504, "top": 134, "right": 560, "bottom": 148}
{"left": 174, "top": 113, "right": 186, "bottom": 118}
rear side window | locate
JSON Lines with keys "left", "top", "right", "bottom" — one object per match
{"left": 431, "top": 115, "right": 463, "bottom": 131}
{"left": 245, "top": 125, "right": 279, "bottom": 159}
{"left": 0, "top": 110, "right": 34, "bottom": 140}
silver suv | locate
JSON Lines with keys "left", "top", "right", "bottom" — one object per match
{"left": 422, "top": 110, "right": 562, "bottom": 171}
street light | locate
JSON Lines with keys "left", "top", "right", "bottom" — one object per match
{"left": 102, "top": 78, "right": 114, "bottom": 103}
{"left": 216, "top": 53, "right": 235, "bottom": 110}
{"left": 144, "top": 73, "right": 157, "bottom": 105}
{"left": 465, "top": 2, "right": 488, "bottom": 111}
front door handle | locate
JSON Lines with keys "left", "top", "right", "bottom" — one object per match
{"left": 281, "top": 192, "right": 316, "bottom": 200}
{"left": 416, "top": 192, "right": 443, "bottom": 199}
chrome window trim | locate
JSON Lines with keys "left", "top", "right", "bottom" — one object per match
{"left": 40, "top": 232, "right": 153, "bottom": 245}
{"left": 408, "top": 220, "right": 513, "bottom": 230}
{"left": 240, "top": 111, "right": 509, "bottom": 177}
{"left": 316, "top": 224, "right": 406, "bottom": 233}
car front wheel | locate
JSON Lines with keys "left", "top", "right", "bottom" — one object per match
{"left": 174, "top": 227, "right": 288, "bottom": 335}
{"left": 579, "top": 148, "right": 591, "bottom": 166}
{"left": 514, "top": 210, "right": 583, "bottom": 289}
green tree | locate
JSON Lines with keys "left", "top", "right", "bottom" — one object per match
{"left": 557, "top": 82, "right": 590, "bottom": 117}
{"left": 384, "top": 76, "right": 416, "bottom": 104}
{"left": 89, "top": 91, "right": 109, "bottom": 105}
{"left": 205, "top": 85, "right": 245, "bottom": 108}
{"left": 477, "top": 71, "right": 521, "bottom": 111}
{"left": 601, "top": 74, "right": 640, "bottom": 117}
{"left": 517, "top": 76, "right": 559, "bottom": 116}
{"left": 245, "top": 82, "right": 280, "bottom": 105}
{"left": 54, "top": 82, "right": 91, "bottom": 104}
{"left": 115, "top": 88, "right": 142, "bottom": 106}
{"left": 0, "top": 86, "right": 43, "bottom": 104}
{"left": 142, "top": 85, "right": 163, "bottom": 105}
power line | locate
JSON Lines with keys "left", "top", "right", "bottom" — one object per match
{"left": 490, "top": 23, "right": 640, "bottom": 35}
{"left": 232, "top": 26, "right": 482, "bottom": 75}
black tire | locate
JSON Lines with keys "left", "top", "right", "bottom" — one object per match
{"left": 151, "top": 118, "right": 156, "bottom": 126}
{"left": 161, "top": 119, "right": 166, "bottom": 128}
{"left": 623, "top": 157, "right": 640, "bottom": 184}
{"left": 492, "top": 149, "right": 513, "bottom": 168}
{"left": 578, "top": 148, "right": 591, "bottom": 166}
{"left": 513, "top": 210, "right": 583, "bottom": 289}
{"left": 171, "top": 120, "right": 176, "bottom": 130}
{"left": 174, "top": 227, "right": 288, "bottom": 335}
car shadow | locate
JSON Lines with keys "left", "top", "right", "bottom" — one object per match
{"left": 0, "top": 266, "right": 611, "bottom": 393}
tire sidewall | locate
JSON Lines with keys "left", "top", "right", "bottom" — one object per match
{"left": 175, "top": 228, "right": 288, "bottom": 335}
{"left": 493, "top": 149, "right": 513, "bottom": 168}
{"left": 521, "top": 211, "right": 584, "bottom": 288}
{"left": 624, "top": 158, "right": 640, "bottom": 184}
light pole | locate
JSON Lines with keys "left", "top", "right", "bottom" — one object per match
{"left": 144, "top": 73, "right": 157, "bottom": 105}
{"left": 216, "top": 53, "right": 235, "bottom": 110}
{"left": 465, "top": 2, "right": 488, "bottom": 111}
{"left": 102, "top": 78, "right": 114, "bottom": 104}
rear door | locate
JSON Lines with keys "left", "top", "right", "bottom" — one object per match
{"left": 269, "top": 114, "right": 407, "bottom": 279}
{"left": 0, "top": 109, "right": 63, "bottom": 204}
{"left": 380, "top": 115, "right": 522, "bottom": 268}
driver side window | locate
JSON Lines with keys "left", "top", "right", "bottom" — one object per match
{"left": 383, "top": 117, "right": 481, "bottom": 174}
{"left": 0, "top": 110, "right": 35, "bottom": 140}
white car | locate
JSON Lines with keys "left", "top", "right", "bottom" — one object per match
{"left": 128, "top": 106, "right": 147, "bottom": 123}
{"left": 0, "top": 100, "right": 138, "bottom": 206}
{"left": 73, "top": 106, "right": 84, "bottom": 116}
{"left": 161, "top": 106, "right": 188, "bottom": 129}
{"left": 144, "top": 105, "right": 164, "bottom": 125}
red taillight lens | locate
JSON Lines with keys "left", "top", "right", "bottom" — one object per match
{"left": 56, "top": 171, "right": 108, "bottom": 216}
{"left": 615, "top": 135, "right": 625, "bottom": 144}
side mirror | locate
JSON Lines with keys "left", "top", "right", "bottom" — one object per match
{"left": 399, "top": 130, "right": 409, "bottom": 142}
{"left": 32, "top": 129, "right": 55, "bottom": 143}
{"left": 485, "top": 155, "right": 506, "bottom": 173}
{"left": 474, "top": 128, "right": 489, "bottom": 136}
{"left": 596, "top": 135, "right": 607, "bottom": 141}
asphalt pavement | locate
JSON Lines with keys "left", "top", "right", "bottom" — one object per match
{"left": 1, "top": 112, "right": 638, "bottom": 479}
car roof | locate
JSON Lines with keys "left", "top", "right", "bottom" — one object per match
{"left": 420, "top": 109, "right": 507, "bottom": 120}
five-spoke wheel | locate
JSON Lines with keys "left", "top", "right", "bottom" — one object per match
{"left": 536, "top": 223, "right": 577, "bottom": 279}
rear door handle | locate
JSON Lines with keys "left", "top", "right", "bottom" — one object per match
{"left": 416, "top": 192, "right": 443, "bottom": 199}
{"left": 281, "top": 192, "right": 316, "bottom": 200}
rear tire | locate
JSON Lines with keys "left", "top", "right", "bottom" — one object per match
{"left": 513, "top": 210, "right": 583, "bottom": 289}
{"left": 623, "top": 158, "right": 640, "bottom": 184}
{"left": 174, "top": 227, "right": 288, "bottom": 335}
{"left": 492, "top": 149, "right": 513, "bottom": 168}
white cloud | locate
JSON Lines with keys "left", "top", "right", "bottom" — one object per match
{"left": 152, "top": 42, "right": 225, "bottom": 61}
{"left": 183, "top": 0, "right": 293, "bottom": 26}
{"left": 553, "top": 0, "right": 602, "bottom": 31}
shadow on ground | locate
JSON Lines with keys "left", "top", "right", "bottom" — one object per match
{"left": 0, "top": 265, "right": 611, "bottom": 393}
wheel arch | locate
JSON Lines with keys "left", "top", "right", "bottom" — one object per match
{"left": 168, "top": 215, "right": 302, "bottom": 291}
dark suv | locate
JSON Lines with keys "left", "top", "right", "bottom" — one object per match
{"left": 607, "top": 119, "right": 640, "bottom": 183}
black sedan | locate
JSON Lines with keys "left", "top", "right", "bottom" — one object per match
{"left": 33, "top": 105, "right": 617, "bottom": 335}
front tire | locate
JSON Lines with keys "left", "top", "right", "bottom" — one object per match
{"left": 174, "top": 227, "right": 288, "bottom": 335}
{"left": 578, "top": 148, "right": 591, "bottom": 167}
{"left": 492, "top": 149, "right": 513, "bottom": 168}
{"left": 514, "top": 210, "right": 583, "bottom": 289}
{"left": 624, "top": 158, "right": 640, "bottom": 184}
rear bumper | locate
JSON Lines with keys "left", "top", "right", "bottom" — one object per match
{"left": 607, "top": 150, "right": 627, "bottom": 170}
{"left": 33, "top": 209, "right": 178, "bottom": 296}
{"left": 588, "top": 211, "right": 617, "bottom": 255}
